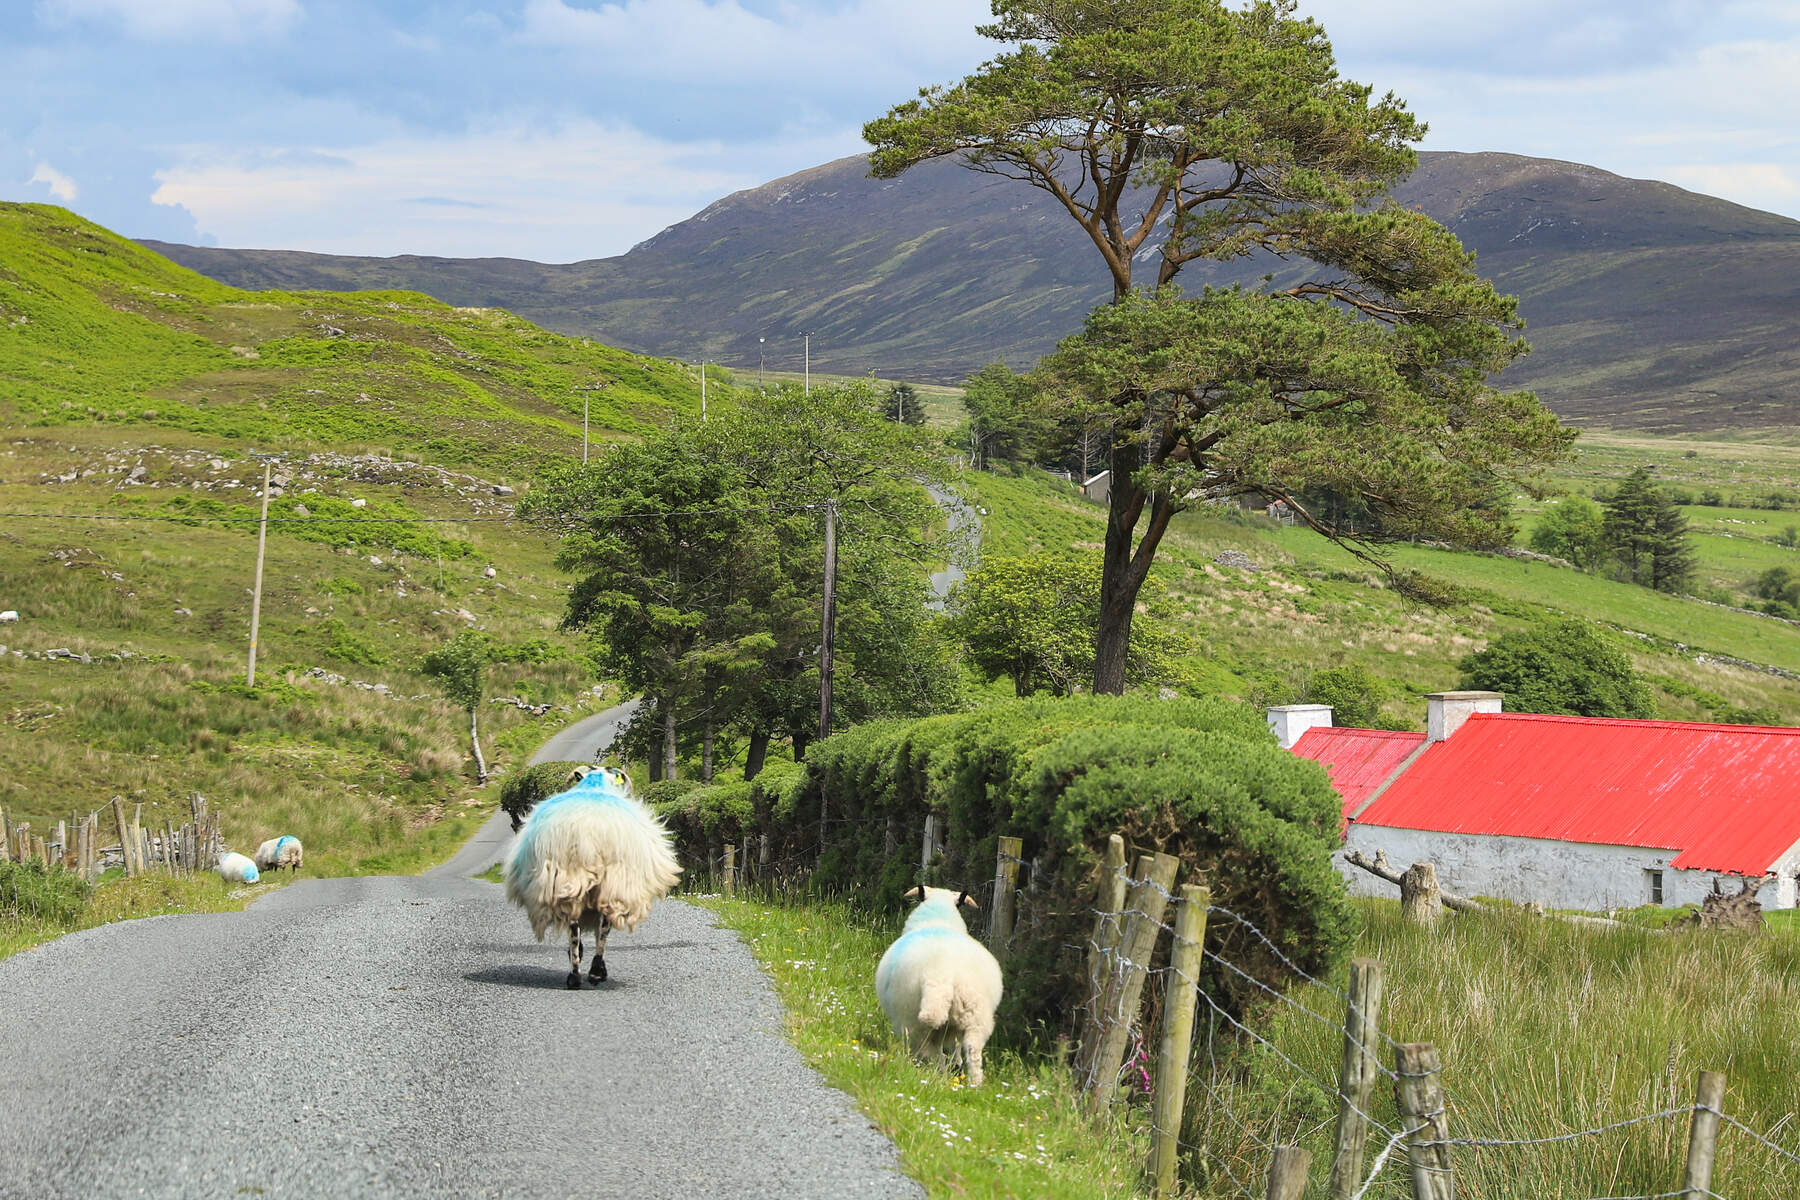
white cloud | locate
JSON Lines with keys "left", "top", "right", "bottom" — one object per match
{"left": 148, "top": 120, "right": 860, "bottom": 259}
{"left": 1662, "top": 163, "right": 1800, "bottom": 211}
{"left": 36, "top": 0, "right": 302, "bottom": 41}
{"left": 27, "top": 161, "right": 79, "bottom": 202}
{"left": 514, "top": 0, "right": 989, "bottom": 93}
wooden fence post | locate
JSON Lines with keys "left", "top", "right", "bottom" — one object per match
{"left": 920, "top": 812, "right": 943, "bottom": 874}
{"left": 0, "top": 806, "right": 11, "bottom": 862}
{"left": 1265, "top": 1146, "right": 1313, "bottom": 1200}
{"left": 1395, "top": 1042, "right": 1453, "bottom": 1200}
{"left": 1682, "top": 1070, "right": 1726, "bottom": 1199}
{"left": 1400, "top": 862, "right": 1444, "bottom": 926}
{"left": 1328, "top": 958, "right": 1386, "bottom": 1199}
{"left": 1085, "top": 850, "right": 1180, "bottom": 1109}
{"left": 989, "top": 836, "right": 1023, "bottom": 960}
{"left": 1083, "top": 835, "right": 1130, "bottom": 1053}
{"left": 722, "top": 843, "right": 737, "bottom": 895}
{"left": 1149, "top": 883, "right": 1209, "bottom": 1196}
{"left": 33, "top": 835, "right": 48, "bottom": 867}
{"left": 111, "top": 797, "right": 135, "bottom": 876}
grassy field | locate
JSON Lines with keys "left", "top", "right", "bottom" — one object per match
{"left": 699, "top": 892, "right": 1148, "bottom": 1200}
{"left": 1188, "top": 899, "right": 1800, "bottom": 1198}
{"left": 957, "top": 460, "right": 1800, "bottom": 726}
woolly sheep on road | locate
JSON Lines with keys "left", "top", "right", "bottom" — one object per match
{"left": 502, "top": 767, "right": 681, "bottom": 990}
{"left": 876, "top": 885, "right": 1004, "bottom": 1086}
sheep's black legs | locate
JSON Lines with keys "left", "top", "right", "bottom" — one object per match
{"left": 566, "top": 922, "right": 583, "bottom": 990}
{"left": 587, "top": 918, "right": 610, "bottom": 982}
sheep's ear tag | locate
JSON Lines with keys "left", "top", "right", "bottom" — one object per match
{"left": 906, "top": 885, "right": 926, "bottom": 904}
{"left": 957, "top": 890, "right": 978, "bottom": 911}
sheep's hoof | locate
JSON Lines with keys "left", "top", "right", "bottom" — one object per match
{"left": 588, "top": 958, "right": 607, "bottom": 983}
{"left": 564, "top": 971, "right": 583, "bottom": 990}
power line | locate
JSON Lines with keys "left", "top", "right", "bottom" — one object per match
{"left": 0, "top": 501, "right": 833, "bottom": 526}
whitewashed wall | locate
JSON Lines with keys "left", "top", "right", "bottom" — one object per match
{"left": 1341, "top": 825, "right": 1800, "bottom": 911}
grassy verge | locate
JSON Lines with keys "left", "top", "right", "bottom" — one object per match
{"left": 0, "top": 867, "right": 283, "bottom": 963}
{"left": 698, "top": 893, "right": 1149, "bottom": 1200}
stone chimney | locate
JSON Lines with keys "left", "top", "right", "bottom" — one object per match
{"left": 1426, "top": 691, "right": 1503, "bottom": 742}
{"left": 1267, "top": 704, "right": 1334, "bottom": 749}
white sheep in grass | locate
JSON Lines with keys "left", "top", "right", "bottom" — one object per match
{"left": 876, "top": 885, "right": 1004, "bottom": 1086}
{"left": 216, "top": 851, "right": 260, "bottom": 884}
{"left": 253, "top": 836, "right": 303, "bottom": 874}
{"left": 503, "top": 767, "right": 681, "bottom": 990}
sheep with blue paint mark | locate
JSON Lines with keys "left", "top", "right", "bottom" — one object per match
{"left": 217, "top": 851, "right": 260, "bottom": 884}
{"left": 503, "top": 766, "right": 681, "bottom": 990}
{"left": 876, "top": 885, "right": 1004, "bottom": 1086}
{"left": 253, "top": 835, "right": 303, "bottom": 875}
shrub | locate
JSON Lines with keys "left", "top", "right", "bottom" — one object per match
{"left": 1459, "top": 620, "right": 1655, "bottom": 718}
{"left": 0, "top": 860, "right": 92, "bottom": 925}
{"left": 1303, "top": 664, "right": 1408, "bottom": 730}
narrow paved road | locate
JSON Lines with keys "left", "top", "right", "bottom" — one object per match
{"left": 0, "top": 705, "right": 921, "bottom": 1200}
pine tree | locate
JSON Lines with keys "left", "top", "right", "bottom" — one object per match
{"left": 1603, "top": 467, "right": 1695, "bottom": 592}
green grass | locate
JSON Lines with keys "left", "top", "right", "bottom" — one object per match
{"left": 0, "top": 867, "right": 284, "bottom": 963}
{"left": 1187, "top": 899, "right": 1800, "bottom": 1197}
{"left": 699, "top": 893, "right": 1149, "bottom": 1200}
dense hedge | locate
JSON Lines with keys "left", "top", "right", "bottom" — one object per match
{"left": 658, "top": 696, "right": 1354, "bottom": 1028}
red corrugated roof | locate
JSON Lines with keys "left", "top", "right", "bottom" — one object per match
{"left": 1357, "top": 713, "right": 1800, "bottom": 873}
{"left": 1290, "top": 727, "right": 1427, "bottom": 816}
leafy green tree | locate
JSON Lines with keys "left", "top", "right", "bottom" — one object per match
{"left": 1303, "top": 664, "right": 1405, "bottom": 731}
{"left": 420, "top": 630, "right": 494, "bottom": 783}
{"left": 949, "top": 552, "right": 1181, "bottom": 696}
{"left": 1458, "top": 620, "right": 1655, "bottom": 719}
{"left": 1754, "top": 566, "right": 1800, "bottom": 617}
{"left": 885, "top": 382, "right": 927, "bottom": 425}
{"left": 1528, "top": 496, "right": 1609, "bottom": 571}
{"left": 1603, "top": 467, "right": 1695, "bottom": 592}
{"left": 960, "top": 361, "right": 1055, "bottom": 469}
{"left": 867, "top": 0, "right": 1571, "bottom": 692}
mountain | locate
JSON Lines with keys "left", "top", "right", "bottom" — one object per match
{"left": 142, "top": 151, "right": 1800, "bottom": 433}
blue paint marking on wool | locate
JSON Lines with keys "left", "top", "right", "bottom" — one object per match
{"left": 243, "top": 861, "right": 260, "bottom": 882}
{"left": 274, "top": 836, "right": 297, "bottom": 856}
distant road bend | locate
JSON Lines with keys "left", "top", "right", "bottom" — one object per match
{"left": 0, "top": 699, "right": 920, "bottom": 1200}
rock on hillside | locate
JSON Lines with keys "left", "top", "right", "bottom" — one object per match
{"left": 144, "top": 151, "right": 1800, "bottom": 434}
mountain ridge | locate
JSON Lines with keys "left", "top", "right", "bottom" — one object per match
{"left": 143, "top": 150, "right": 1800, "bottom": 433}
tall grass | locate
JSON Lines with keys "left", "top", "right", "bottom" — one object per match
{"left": 1184, "top": 900, "right": 1800, "bottom": 1198}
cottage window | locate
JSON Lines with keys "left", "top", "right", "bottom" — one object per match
{"left": 1646, "top": 869, "right": 1664, "bottom": 905}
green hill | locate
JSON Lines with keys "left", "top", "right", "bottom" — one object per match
{"left": 0, "top": 205, "right": 702, "bottom": 912}
{"left": 3, "top": 203, "right": 697, "bottom": 468}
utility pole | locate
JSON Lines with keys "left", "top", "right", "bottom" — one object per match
{"left": 582, "top": 388, "right": 590, "bottom": 464}
{"left": 758, "top": 336, "right": 765, "bottom": 392}
{"left": 247, "top": 460, "right": 272, "bottom": 687}
{"left": 700, "top": 361, "right": 708, "bottom": 421}
{"left": 803, "top": 332, "right": 812, "bottom": 395}
{"left": 818, "top": 499, "right": 837, "bottom": 738}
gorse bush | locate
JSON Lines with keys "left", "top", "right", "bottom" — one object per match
{"left": 497, "top": 760, "right": 587, "bottom": 827}
{"left": 658, "top": 696, "right": 1354, "bottom": 1032}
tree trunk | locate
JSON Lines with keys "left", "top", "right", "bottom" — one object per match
{"left": 468, "top": 706, "right": 487, "bottom": 784}
{"left": 702, "top": 719, "right": 715, "bottom": 784}
{"left": 819, "top": 500, "right": 837, "bottom": 739}
{"left": 662, "top": 699, "right": 678, "bottom": 782}
{"left": 745, "top": 729, "right": 770, "bottom": 781}
{"left": 790, "top": 728, "right": 810, "bottom": 764}
{"left": 1092, "top": 429, "right": 1174, "bottom": 695}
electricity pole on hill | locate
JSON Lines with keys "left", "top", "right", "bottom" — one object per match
{"left": 247, "top": 459, "right": 272, "bottom": 687}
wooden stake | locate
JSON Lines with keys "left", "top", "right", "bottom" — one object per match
{"left": 1395, "top": 1042, "right": 1454, "bottom": 1200}
{"left": 111, "top": 796, "right": 135, "bottom": 876}
{"left": 1085, "top": 850, "right": 1180, "bottom": 1109}
{"left": 723, "top": 843, "right": 737, "bottom": 896}
{"left": 1400, "top": 861, "right": 1444, "bottom": 926}
{"left": 1084, "top": 834, "right": 1130, "bottom": 1042}
{"left": 1328, "top": 959, "right": 1386, "bottom": 1200}
{"left": 988, "top": 836, "right": 1023, "bottom": 960}
{"left": 0, "top": 807, "right": 11, "bottom": 862}
{"left": 1149, "top": 883, "right": 1209, "bottom": 1195}
{"left": 1265, "top": 1146, "right": 1313, "bottom": 1200}
{"left": 921, "top": 812, "right": 943, "bottom": 873}
{"left": 1682, "top": 1070, "right": 1726, "bottom": 1199}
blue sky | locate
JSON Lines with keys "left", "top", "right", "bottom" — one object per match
{"left": 4, "top": 0, "right": 1797, "bottom": 261}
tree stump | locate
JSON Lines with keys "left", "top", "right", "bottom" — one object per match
{"left": 1674, "top": 875, "right": 1769, "bottom": 932}
{"left": 1400, "top": 861, "right": 1444, "bottom": 926}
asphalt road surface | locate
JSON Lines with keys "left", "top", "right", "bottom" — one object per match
{"left": 0, "top": 705, "right": 921, "bottom": 1200}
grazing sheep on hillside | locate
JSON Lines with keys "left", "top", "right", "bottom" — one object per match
{"left": 253, "top": 835, "right": 304, "bottom": 874}
{"left": 503, "top": 767, "right": 681, "bottom": 989}
{"left": 217, "top": 851, "right": 260, "bottom": 884}
{"left": 876, "top": 885, "right": 1004, "bottom": 1086}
